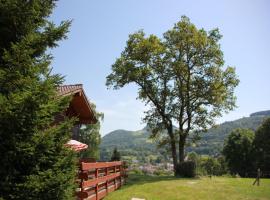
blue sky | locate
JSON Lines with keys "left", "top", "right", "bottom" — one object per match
{"left": 51, "top": 0, "right": 270, "bottom": 136}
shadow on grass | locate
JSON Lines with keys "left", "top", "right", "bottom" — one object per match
{"left": 122, "top": 173, "right": 199, "bottom": 189}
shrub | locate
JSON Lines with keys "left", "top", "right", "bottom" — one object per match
{"left": 132, "top": 168, "right": 143, "bottom": 175}
{"left": 176, "top": 161, "right": 196, "bottom": 177}
{"left": 153, "top": 169, "right": 163, "bottom": 176}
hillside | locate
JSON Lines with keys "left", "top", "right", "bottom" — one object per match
{"left": 100, "top": 127, "right": 167, "bottom": 162}
{"left": 100, "top": 110, "right": 270, "bottom": 162}
{"left": 189, "top": 113, "right": 270, "bottom": 155}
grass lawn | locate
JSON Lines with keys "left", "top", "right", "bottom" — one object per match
{"left": 105, "top": 174, "right": 270, "bottom": 200}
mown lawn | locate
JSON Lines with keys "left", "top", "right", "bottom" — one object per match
{"left": 105, "top": 174, "right": 270, "bottom": 200}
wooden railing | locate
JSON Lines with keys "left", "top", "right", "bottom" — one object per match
{"left": 76, "top": 160, "right": 127, "bottom": 200}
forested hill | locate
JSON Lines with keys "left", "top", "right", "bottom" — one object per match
{"left": 100, "top": 127, "right": 161, "bottom": 162}
{"left": 190, "top": 111, "right": 270, "bottom": 154}
{"left": 100, "top": 110, "right": 270, "bottom": 161}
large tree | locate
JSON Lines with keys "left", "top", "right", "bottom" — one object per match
{"left": 0, "top": 1, "right": 76, "bottom": 199}
{"left": 223, "top": 128, "right": 255, "bottom": 176}
{"left": 106, "top": 16, "right": 239, "bottom": 176}
{"left": 253, "top": 118, "right": 270, "bottom": 174}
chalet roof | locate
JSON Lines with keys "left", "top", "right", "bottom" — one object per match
{"left": 57, "top": 84, "right": 97, "bottom": 124}
{"left": 57, "top": 84, "right": 83, "bottom": 96}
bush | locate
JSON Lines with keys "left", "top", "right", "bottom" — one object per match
{"left": 153, "top": 169, "right": 163, "bottom": 176}
{"left": 201, "top": 157, "right": 222, "bottom": 176}
{"left": 132, "top": 168, "right": 143, "bottom": 175}
{"left": 176, "top": 161, "right": 196, "bottom": 177}
{"left": 153, "top": 169, "right": 173, "bottom": 176}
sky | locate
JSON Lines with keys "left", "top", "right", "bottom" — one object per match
{"left": 50, "top": 0, "right": 270, "bottom": 136}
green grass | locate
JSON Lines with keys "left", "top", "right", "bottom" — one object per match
{"left": 105, "top": 174, "right": 270, "bottom": 200}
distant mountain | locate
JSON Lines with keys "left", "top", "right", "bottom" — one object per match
{"left": 250, "top": 110, "right": 270, "bottom": 117}
{"left": 100, "top": 110, "right": 270, "bottom": 162}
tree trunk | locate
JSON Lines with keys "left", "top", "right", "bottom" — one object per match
{"left": 179, "top": 138, "right": 185, "bottom": 163}
{"left": 167, "top": 126, "right": 178, "bottom": 176}
{"left": 171, "top": 139, "right": 178, "bottom": 176}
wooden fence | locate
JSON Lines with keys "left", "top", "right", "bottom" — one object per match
{"left": 76, "top": 160, "right": 127, "bottom": 200}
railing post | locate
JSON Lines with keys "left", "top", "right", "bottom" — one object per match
{"left": 105, "top": 166, "right": 109, "bottom": 195}
{"left": 95, "top": 168, "right": 99, "bottom": 200}
{"left": 119, "top": 165, "right": 122, "bottom": 187}
{"left": 114, "top": 165, "right": 117, "bottom": 190}
{"left": 80, "top": 161, "right": 84, "bottom": 200}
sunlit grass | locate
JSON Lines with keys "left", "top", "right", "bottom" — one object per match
{"left": 105, "top": 174, "right": 270, "bottom": 200}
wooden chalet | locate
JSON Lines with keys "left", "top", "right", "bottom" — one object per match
{"left": 57, "top": 85, "right": 128, "bottom": 200}
{"left": 57, "top": 84, "right": 97, "bottom": 139}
